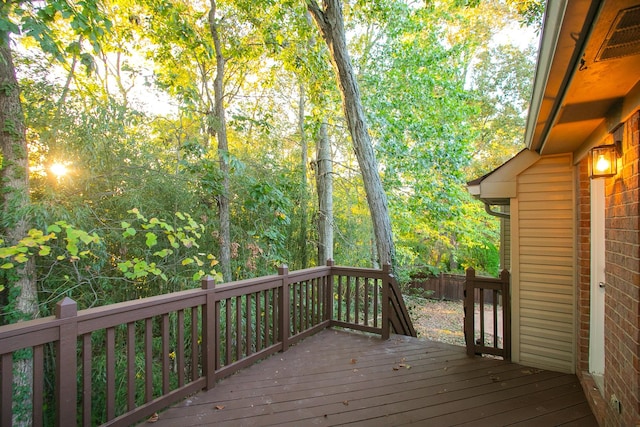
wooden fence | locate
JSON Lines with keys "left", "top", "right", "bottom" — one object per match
{"left": 463, "top": 268, "right": 511, "bottom": 360}
{"left": 0, "top": 261, "right": 415, "bottom": 426}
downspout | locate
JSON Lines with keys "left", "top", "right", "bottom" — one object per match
{"left": 484, "top": 203, "right": 510, "bottom": 219}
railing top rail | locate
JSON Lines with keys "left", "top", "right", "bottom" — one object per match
{"left": 330, "top": 265, "right": 388, "bottom": 278}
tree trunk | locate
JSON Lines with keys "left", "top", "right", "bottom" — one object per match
{"left": 298, "top": 83, "right": 309, "bottom": 269}
{"left": 316, "top": 121, "right": 334, "bottom": 265}
{"left": 209, "top": 0, "right": 232, "bottom": 282}
{"left": 0, "top": 30, "right": 37, "bottom": 427}
{"left": 307, "top": 0, "right": 395, "bottom": 267}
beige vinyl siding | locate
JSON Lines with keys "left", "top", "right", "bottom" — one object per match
{"left": 501, "top": 206, "right": 511, "bottom": 270}
{"left": 513, "top": 154, "right": 575, "bottom": 373}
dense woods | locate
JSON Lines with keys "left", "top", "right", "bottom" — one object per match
{"left": 1, "top": 0, "right": 541, "bottom": 320}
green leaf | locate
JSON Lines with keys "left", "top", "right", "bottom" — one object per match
{"left": 153, "top": 249, "right": 173, "bottom": 257}
{"left": 181, "top": 258, "right": 194, "bottom": 266}
{"left": 14, "top": 253, "right": 28, "bottom": 263}
{"left": 0, "top": 247, "right": 16, "bottom": 258}
{"left": 145, "top": 232, "right": 158, "bottom": 248}
{"left": 1, "top": 263, "right": 14, "bottom": 269}
{"left": 123, "top": 228, "right": 136, "bottom": 237}
{"left": 39, "top": 246, "right": 51, "bottom": 256}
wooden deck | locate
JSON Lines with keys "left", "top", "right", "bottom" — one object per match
{"left": 150, "top": 329, "right": 597, "bottom": 426}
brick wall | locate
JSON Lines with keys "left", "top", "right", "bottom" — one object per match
{"left": 603, "top": 112, "right": 640, "bottom": 427}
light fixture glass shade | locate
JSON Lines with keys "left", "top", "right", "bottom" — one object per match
{"left": 589, "top": 145, "right": 617, "bottom": 178}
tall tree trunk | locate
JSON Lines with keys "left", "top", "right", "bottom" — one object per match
{"left": 307, "top": 0, "right": 395, "bottom": 268}
{"left": 298, "top": 83, "right": 309, "bottom": 269}
{"left": 0, "top": 31, "right": 37, "bottom": 427}
{"left": 209, "top": 0, "right": 232, "bottom": 282}
{"left": 316, "top": 121, "right": 333, "bottom": 265}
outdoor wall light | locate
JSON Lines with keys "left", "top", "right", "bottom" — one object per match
{"left": 589, "top": 140, "right": 621, "bottom": 179}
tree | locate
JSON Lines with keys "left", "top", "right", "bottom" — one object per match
{"left": 307, "top": 0, "right": 394, "bottom": 268}
{"left": 0, "top": 6, "right": 36, "bottom": 325}
{"left": 315, "top": 121, "right": 333, "bottom": 265}
{"left": 0, "top": 3, "right": 112, "bottom": 422}
{"left": 208, "top": 0, "right": 232, "bottom": 282}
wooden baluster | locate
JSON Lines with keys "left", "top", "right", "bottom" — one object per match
{"left": 145, "top": 317, "right": 153, "bottom": 401}
{"left": 278, "top": 265, "right": 290, "bottom": 352}
{"left": 464, "top": 268, "right": 475, "bottom": 357}
{"left": 201, "top": 276, "right": 216, "bottom": 390}
{"left": 225, "top": 299, "right": 232, "bottom": 365}
{"left": 33, "top": 344, "right": 44, "bottom": 427}
{"left": 246, "top": 294, "right": 252, "bottom": 357}
{"left": 382, "top": 265, "right": 391, "bottom": 340}
{"left": 373, "top": 278, "right": 379, "bottom": 328}
{"left": 337, "top": 275, "right": 343, "bottom": 321}
{"left": 82, "top": 333, "right": 92, "bottom": 425}
{"left": 256, "top": 292, "right": 263, "bottom": 351}
{"left": 346, "top": 276, "right": 352, "bottom": 324}
{"left": 326, "top": 259, "right": 334, "bottom": 322}
{"left": 305, "top": 280, "right": 310, "bottom": 330}
{"left": 1, "top": 352, "right": 13, "bottom": 426}
{"left": 161, "top": 314, "right": 170, "bottom": 395}
{"left": 177, "top": 310, "right": 185, "bottom": 387}
{"left": 235, "top": 296, "right": 242, "bottom": 361}
{"left": 127, "top": 322, "right": 136, "bottom": 411}
{"left": 191, "top": 308, "right": 199, "bottom": 379}
{"left": 56, "top": 297, "right": 78, "bottom": 426}
{"left": 364, "top": 278, "right": 370, "bottom": 327}
{"left": 106, "top": 326, "right": 116, "bottom": 420}
{"left": 493, "top": 289, "right": 499, "bottom": 349}
{"left": 479, "top": 289, "right": 485, "bottom": 347}
{"left": 354, "top": 277, "right": 360, "bottom": 325}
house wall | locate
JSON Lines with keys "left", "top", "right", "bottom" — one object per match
{"left": 501, "top": 206, "right": 511, "bottom": 270}
{"left": 511, "top": 153, "right": 575, "bottom": 373}
{"left": 602, "top": 112, "right": 640, "bottom": 427}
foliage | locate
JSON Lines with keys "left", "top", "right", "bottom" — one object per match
{"left": 0, "top": 209, "right": 220, "bottom": 317}
{"left": 1, "top": 0, "right": 539, "bottom": 310}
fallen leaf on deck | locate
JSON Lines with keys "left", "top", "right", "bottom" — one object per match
{"left": 215, "top": 405, "right": 225, "bottom": 410}
{"left": 393, "top": 366, "right": 400, "bottom": 371}
{"left": 350, "top": 358, "right": 357, "bottom": 364}
{"left": 147, "top": 413, "right": 159, "bottom": 423}
{"left": 343, "top": 400, "right": 349, "bottom": 406}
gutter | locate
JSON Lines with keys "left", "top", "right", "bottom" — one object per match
{"left": 524, "top": 0, "right": 604, "bottom": 153}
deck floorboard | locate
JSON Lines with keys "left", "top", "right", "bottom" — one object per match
{"left": 150, "top": 329, "right": 597, "bottom": 426}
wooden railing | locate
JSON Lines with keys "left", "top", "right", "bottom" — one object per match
{"left": 463, "top": 268, "right": 511, "bottom": 360}
{"left": 0, "top": 261, "right": 415, "bottom": 426}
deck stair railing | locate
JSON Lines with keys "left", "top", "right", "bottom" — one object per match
{"left": 0, "top": 260, "right": 414, "bottom": 427}
{"left": 463, "top": 267, "right": 511, "bottom": 360}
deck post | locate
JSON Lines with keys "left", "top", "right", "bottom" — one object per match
{"left": 464, "top": 268, "right": 476, "bottom": 357}
{"left": 501, "top": 269, "right": 511, "bottom": 361}
{"left": 326, "top": 259, "right": 334, "bottom": 322}
{"left": 201, "top": 276, "right": 216, "bottom": 389}
{"left": 56, "top": 297, "right": 78, "bottom": 426}
{"left": 278, "top": 265, "right": 290, "bottom": 352}
{"left": 381, "top": 264, "right": 391, "bottom": 340}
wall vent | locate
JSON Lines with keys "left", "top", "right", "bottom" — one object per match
{"left": 596, "top": 6, "right": 640, "bottom": 61}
